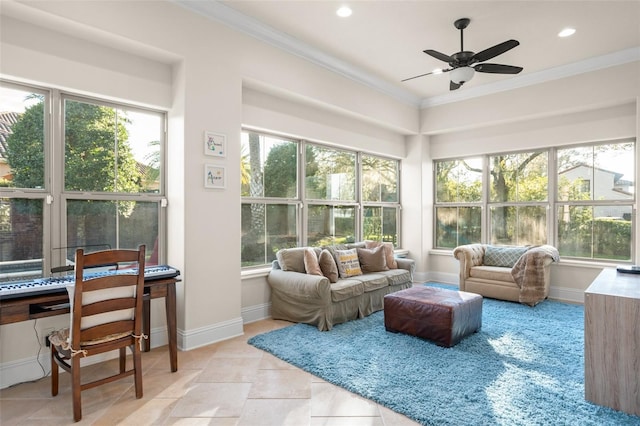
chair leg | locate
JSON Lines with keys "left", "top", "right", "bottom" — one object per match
{"left": 51, "top": 346, "right": 58, "bottom": 397}
{"left": 119, "top": 347, "right": 126, "bottom": 373}
{"left": 71, "top": 355, "right": 82, "bottom": 422}
{"left": 133, "top": 345, "right": 143, "bottom": 399}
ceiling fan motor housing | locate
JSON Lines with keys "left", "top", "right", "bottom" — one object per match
{"left": 451, "top": 51, "right": 475, "bottom": 67}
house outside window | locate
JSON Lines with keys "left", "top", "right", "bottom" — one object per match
{"left": 0, "top": 80, "right": 167, "bottom": 280}
{"left": 557, "top": 141, "right": 634, "bottom": 261}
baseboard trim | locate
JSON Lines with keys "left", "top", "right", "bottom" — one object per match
{"left": 242, "top": 302, "right": 271, "bottom": 324}
{"left": 548, "top": 287, "right": 585, "bottom": 304}
{"left": 0, "top": 326, "right": 169, "bottom": 390}
{"left": 425, "top": 271, "right": 457, "bottom": 285}
{"left": 178, "top": 316, "right": 244, "bottom": 351}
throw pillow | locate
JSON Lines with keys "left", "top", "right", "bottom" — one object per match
{"left": 323, "top": 244, "right": 349, "bottom": 267}
{"left": 357, "top": 245, "right": 388, "bottom": 273}
{"left": 303, "top": 248, "right": 323, "bottom": 276}
{"left": 276, "top": 248, "right": 307, "bottom": 273}
{"left": 335, "top": 248, "right": 363, "bottom": 278}
{"left": 318, "top": 249, "right": 339, "bottom": 283}
{"left": 364, "top": 240, "right": 397, "bottom": 269}
{"left": 484, "top": 245, "right": 529, "bottom": 268}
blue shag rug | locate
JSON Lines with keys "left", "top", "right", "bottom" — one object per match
{"left": 249, "top": 283, "right": 640, "bottom": 425}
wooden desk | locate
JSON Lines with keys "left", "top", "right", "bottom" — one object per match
{"left": 584, "top": 268, "right": 640, "bottom": 416}
{"left": 0, "top": 277, "right": 179, "bottom": 372}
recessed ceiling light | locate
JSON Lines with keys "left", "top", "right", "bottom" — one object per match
{"left": 558, "top": 27, "right": 576, "bottom": 37}
{"left": 336, "top": 6, "right": 352, "bottom": 18}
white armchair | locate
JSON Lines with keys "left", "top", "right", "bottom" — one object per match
{"left": 453, "top": 244, "right": 558, "bottom": 306}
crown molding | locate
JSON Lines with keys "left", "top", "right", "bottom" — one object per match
{"left": 172, "top": 1, "right": 639, "bottom": 111}
{"left": 171, "top": 0, "right": 422, "bottom": 107}
{"left": 421, "top": 47, "right": 640, "bottom": 108}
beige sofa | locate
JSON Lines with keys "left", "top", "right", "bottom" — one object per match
{"left": 268, "top": 243, "right": 415, "bottom": 330}
{"left": 453, "top": 244, "right": 559, "bottom": 306}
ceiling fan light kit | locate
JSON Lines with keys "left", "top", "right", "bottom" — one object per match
{"left": 403, "top": 17, "right": 523, "bottom": 90}
{"left": 450, "top": 66, "right": 474, "bottom": 84}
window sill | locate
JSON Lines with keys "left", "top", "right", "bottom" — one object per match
{"left": 429, "top": 249, "right": 453, "bottom": 256}
{"left": 241, "top": 267, "right": 271, "bottom": 279}
{"left": 394, "top": 249, "right": 409, "bottom": 258}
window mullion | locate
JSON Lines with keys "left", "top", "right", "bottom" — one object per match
{"left": 50, "top": 89, "right": 64, "bottom": 272}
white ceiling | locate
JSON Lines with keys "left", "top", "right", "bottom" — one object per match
{"left": 177, "top": 0, "right": 640, "bottom": 107}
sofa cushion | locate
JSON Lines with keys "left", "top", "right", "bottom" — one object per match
{"left": 484, "top": 246, "right": 528, "bottom": 268}
{"left": 379, "top": 268, "right": 412, "bottom": 286}
{"left": 330, "top": 279, "right": 364, "bottom": 302}
{"left": 357, "top": 245, "right": 388, "bottom": 273}
{"left": 277, "top": 247, "right": 312, "bottom": 273}
{"left": 470, "top": 265, "right": 515, "bottom": 283}
{"left": 319, "top": 249, "right": 339, "bottom": 283}
{"left": 303, "top": 248, "right": 323, "bottom": 276}
{"left": 365, "top": 240, "right": 397, "bottom": 269}
{"left": 352, "top": 273, "right": 388, "bottom": 292}
{"left": 335, "top": 248, "right": 363, "bottom": 278}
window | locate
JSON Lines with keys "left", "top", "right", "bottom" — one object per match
{"left": 306, "top": 143, "right": 357, "bottom": 246}
{"left": 0, "top": 84, "right": 46, "bottom": 279}
{"left": 241, "top": 132, "right": 299, "bottom": 267}
{"left": 489, "top": 151, "right": 548, "bottom": 245}
{"left": 434, "top": 158, "right": 482, "bottom": 248}
{"left": 433, "top": 140, "right": 635, "bottom": 262}
{"left": 557, "top": 141, "right": 634, "bottom": 260}
{"left": 241, "top": 129, "right": 401, "bottom": 267}
{"left": 0, "top": 80, "right": 167, "bottom": 280}
{"left": 362, "top": 154, "right": 400, "bottom": 244}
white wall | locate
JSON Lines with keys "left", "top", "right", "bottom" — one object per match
{"left": 0, "top": 0, "right": 418, "bottom": 388}
{"left": 0, "top": 0, "right": 638, "bottom": 389}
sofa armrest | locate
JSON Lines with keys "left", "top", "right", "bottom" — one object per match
{"left": 395, "top": 258, "right": 415, "bottom": 281}
{"left": 453, "top": 244, "right": 485, "bottom": 275}
{"left": 267, "top": 269, "right": 331, "bottom": 302}
{"left": 452, "top": 244, "right": 485, "bottom": 290}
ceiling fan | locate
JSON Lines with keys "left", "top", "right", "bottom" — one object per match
{"left": 402, "top": 18, "right": 523, "bottom": 90}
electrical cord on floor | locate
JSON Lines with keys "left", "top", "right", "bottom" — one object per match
{"left": 1, "top": 321, "right": 51, "bottom": 389}
{"left": 33, "top": 319, "right": 50, "bottom": 379}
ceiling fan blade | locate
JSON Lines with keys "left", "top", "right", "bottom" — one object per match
{"left": 472, "top": 39, "right": 519, "bottom": 63}
{"left": 401, "top": 71, "right": 435, "bottom": 82}
{"left": 474, "top": 63, "right": 523, "bottom": 74}
{"left": 424, "top": 49, "right": 454, "bottom": 63}
{"left": 401, "top": 68, "right": 451, "bottom": 82}
{"left": 450, "top": 81, "right": 462, "bottom": 91}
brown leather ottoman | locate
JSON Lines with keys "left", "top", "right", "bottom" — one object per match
{"left": 384, "top": 286, "right": 482, "bottom": 347}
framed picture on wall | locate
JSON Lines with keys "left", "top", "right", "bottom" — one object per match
{"left": 204, "top": 164, "right": 226, "bottom": 189}
{"left": 204, "top": 131, "right": 226, "bottom": 157}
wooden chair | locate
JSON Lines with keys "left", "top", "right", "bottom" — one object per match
{"left": 50, "top": 246, "right": 146, "bottom": 422}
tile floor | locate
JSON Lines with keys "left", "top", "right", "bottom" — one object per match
{"left": 0, "top": 319, "right": 420, "bottom": 425}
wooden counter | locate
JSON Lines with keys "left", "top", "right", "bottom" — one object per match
{"left": 584, "top": 268, "right": 640, "bottom": 416}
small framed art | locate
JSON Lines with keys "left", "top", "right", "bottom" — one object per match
{"left": 204, "top": 131, "right": 226, "bottom": 157}
{"left": 204, "top": 164, "right": 226, "bottom": 189}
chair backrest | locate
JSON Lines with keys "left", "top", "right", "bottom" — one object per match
{"left": 67, "top": 246, "right": 146, "bottom": 347}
